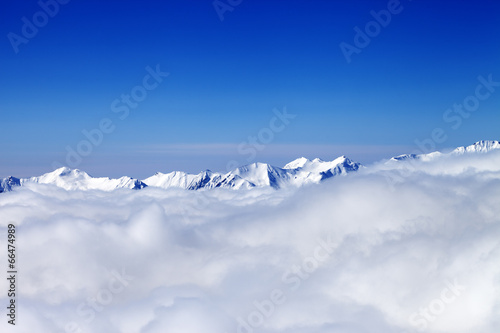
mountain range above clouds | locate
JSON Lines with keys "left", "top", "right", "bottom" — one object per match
{"left": 390, "top": 140, "right": 500, "bottom": 162}
{"left": 1, "top": 140, "right": 499, "bottom": 193}
{"left": 0, "top": 155, "right": 361, "bottom": 193}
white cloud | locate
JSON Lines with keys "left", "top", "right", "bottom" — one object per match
{"left": 1, "top": 151, "right": 500, "bottom": 333}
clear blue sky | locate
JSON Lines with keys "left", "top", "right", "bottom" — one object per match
{"left": 1, "top": 0, "right": 499, "bottom": 178}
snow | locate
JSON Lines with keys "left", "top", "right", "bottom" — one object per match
{"left": 19, "top": 167, "right": 146, "bottom": 191}
{"left": 3, "top": 146, "right": 500, "bottom": 332}
{"left": 1, "top": 140, "right": 499, "bottom": 193}
{"left": 385, "top": 140, "right": 500, "bottom": 164}
{"left": 283, "top": 157, "right": 310, "bottom": 169}
{"left": 453, "top": 140, "right": 500, "bottom": 154}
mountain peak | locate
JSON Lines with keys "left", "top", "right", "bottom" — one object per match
{"left": 0, "top": 176, "right": 21, "bottom": 193}
{"left": 54, "top": 166, "right": 72, "bottom": 175}
{"left": 453, "top": 140, "right": 500, "bottom": 154}
{"left": 51, "top": 167, "right": 90, "bottom": 177}
{"left": 471, "top": 140, "right": 500, "bottom": 150}
{"left": 391, "top": 153, "right": 418, "bottom": 161}
{"left": 284, "top": 157, "right": 310, "bottom": 169}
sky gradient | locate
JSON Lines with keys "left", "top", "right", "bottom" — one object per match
{"left": 1, "top": 0, "right": 499, "bottom": 178}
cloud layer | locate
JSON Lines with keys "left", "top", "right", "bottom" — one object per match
{"left": 1, "top": 150, "right": 500, "bottom": 333}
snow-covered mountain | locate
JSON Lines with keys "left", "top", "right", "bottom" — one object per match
{"left": 3, "top": 167, "right": 147, "bottom": 192}
{"left": 390, "top": 153, "right": 418, "bottom": 162}
{"left": 388, "top": 140, "right": 500, "bottom": 163}
{"left": 0, "top": 155, "right": 360, "bottom": 192}
{"left": 143, "top": 170, "right": 255, "bottom": 190}
{"left": 231, "top": 163, "right": 291, "bottom": 189}
{"left": 142, "top": 155, "right": 361, "bottom": 190}
{"left": 1, "top": 140, "right": 498, "bottom": 193}
{"left": 0, "top": 176, "right": 21, "bottom": 193}
{"left": 142, "top": 171, "right": 197, "bottom": 189}
{"left": 452, "top": 140, "right": 500, "bottom": 154}
{"left": 283, "top": 155, "right": 361, "bottom": 184}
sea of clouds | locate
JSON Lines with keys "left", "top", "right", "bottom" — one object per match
{"left": 1, "top": 150, "right": 500, "bottom": 333}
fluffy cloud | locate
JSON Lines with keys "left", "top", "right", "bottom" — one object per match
{"left": 1, "top": 150, "right": 500, "bottom": 333}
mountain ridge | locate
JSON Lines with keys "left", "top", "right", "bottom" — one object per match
{"left": 1, "top": 140, "right": 498, "bottom": 193}
{"left": 388, "top": 140, "right": 500, "bottom": 163}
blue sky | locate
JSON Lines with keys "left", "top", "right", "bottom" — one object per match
{"left": 1, "top": 0, "right": 499, "bottom": 178}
